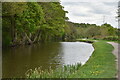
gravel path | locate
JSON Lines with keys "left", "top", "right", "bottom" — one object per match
{"left": 108, "top": 42, "right": 119, "bottom": 79}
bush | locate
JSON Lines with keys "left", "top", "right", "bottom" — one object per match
{"left": 103, "top": 36, "right": 119, "bottom": 41}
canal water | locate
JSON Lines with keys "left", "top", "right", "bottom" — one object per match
{"left": 2, "top": 42, "right": 94, "bottom": 78}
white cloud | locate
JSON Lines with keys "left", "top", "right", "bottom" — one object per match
{"left": 61, "top": 1, "right": 118, "bottom": 28}
{"left": 60, "top": 0, "right": 119, "bottom": 2}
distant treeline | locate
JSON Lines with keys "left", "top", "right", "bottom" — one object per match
{"left": 2, "top": 2, "right": 120, "bottom": 47}
{"left": 65, "top": 21, "right": 120, "bottom": 41}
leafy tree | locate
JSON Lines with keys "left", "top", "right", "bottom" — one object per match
{"left": 38, "top": 2, "right": 67, "bottom": 41}
{"left": 2, "top": 2, "right": 68, "bottom": 46}
{"left": 15, "top": 2, "right": 45, "bottom": 44}
{"left": 2, "top": 2, "right": 27, "bottom": 46}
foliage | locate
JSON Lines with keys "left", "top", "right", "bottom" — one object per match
{"left": 2, "top": 2, "right": 28, "bottom": 46}
{"left": 2, "top": 2, "right": 27, "bottom": 16}
{"left": 37, "top": 2, "right": 67, "bottom": 41}
{"left": 2, "top": 2, "right": 67, "bottom": 46}
{"left": 103, "top": 36, "right": 119, "bottom": 41}
{"left": 64, "top": 21, "right": 119, "bottom": 40}
{"left": 16, "top": 2, "right": 45, "bottom": 33}
{"left": 63, "top": 22, "right": 78, "bottom": 41}
{"left": 14, "top": 2, "right": 45, "bottom": 44}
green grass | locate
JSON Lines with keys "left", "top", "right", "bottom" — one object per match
{"left": 25, "top": 41, "right": 117, "bottom": 78}
{"left": 69, "top": 41, "right": 117, "bottom": 78}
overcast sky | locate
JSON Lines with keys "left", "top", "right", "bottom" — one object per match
{"left": 60, "top": 0, "right": 119, "bottom": 28}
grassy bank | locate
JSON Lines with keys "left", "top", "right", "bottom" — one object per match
{"left": 25, "top": 41, "right": 117, "bottom": 78}
{"left": 69, "top": 41, "right": 117, "bottom": 78}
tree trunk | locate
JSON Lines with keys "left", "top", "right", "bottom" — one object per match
{"left": 33, "top": 29, "right": 41, "bottom": 42}
{"left": 11, "top": 15, "right": 15, "bottom": 43}
{"left": 25, "top": 32, "right": 33, "bottom": 44}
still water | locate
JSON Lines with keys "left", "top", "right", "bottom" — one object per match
{"left": 3, "top": 42, "right": 94, "bottom": 78}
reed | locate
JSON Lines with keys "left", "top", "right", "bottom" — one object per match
{"left": 25, "top": 63, "right": 81, "bottom": 78}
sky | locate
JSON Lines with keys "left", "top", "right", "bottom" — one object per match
{"left": 60, "top": 0, "right": 119, "bottom": 28}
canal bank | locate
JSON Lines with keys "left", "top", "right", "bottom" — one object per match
{"left": 69, "top": 41, "right": 117, "bottom": 78}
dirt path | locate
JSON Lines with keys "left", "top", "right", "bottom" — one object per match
{"left": 108, "top": 42, "right": 119, "bottom": 79}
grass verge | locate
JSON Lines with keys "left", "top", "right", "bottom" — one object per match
{"left": 25, "top": 41, "right": 117, "bottom": 78}
{"left": 69, "top": 41, "right": 117, "bottom": 78}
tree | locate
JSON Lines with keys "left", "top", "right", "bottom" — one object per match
{"left": 38, "top": 2, "right": 67, "bottom": 41}
{"left": 3, "top": 2, "right": 68, "bottom": 46}
{"left": 15, "top": 2, "right": 45, "bottom": 44}
{"left": 2, "top": 2, "right": 27, "bottom": 46}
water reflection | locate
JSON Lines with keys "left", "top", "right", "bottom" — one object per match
{"left": 2, "top": 42, "right": 94, "bottom": 78}
{"left": 60, "top": 42, "right": 94, "bottom": 65}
